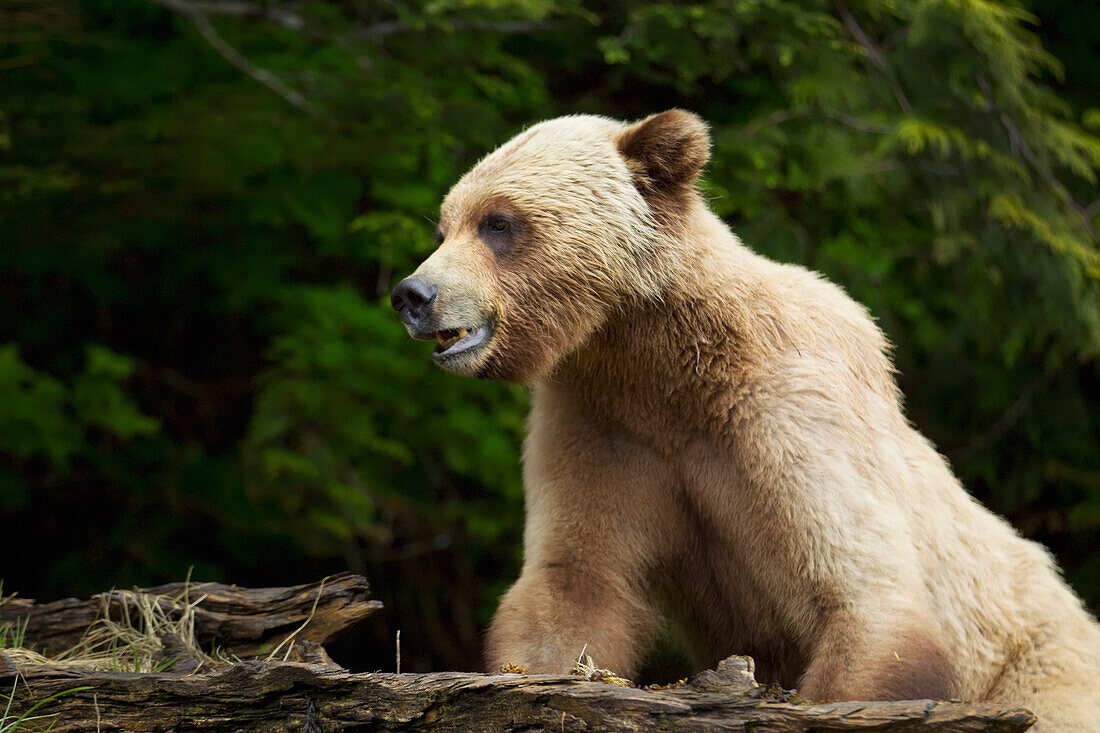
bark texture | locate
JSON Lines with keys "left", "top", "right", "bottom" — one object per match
{"left": 0, "top": 576, "right": 1035, "bottom": 732}
{"left": 0, "top": 661, "right": 1036, "bottom": 732}
{"left": 0, "top": 572, "right": 380, "bottom": 658}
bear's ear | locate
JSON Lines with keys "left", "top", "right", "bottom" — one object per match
{"left": 617, "top": 109, "right": 710, "bottom": 195}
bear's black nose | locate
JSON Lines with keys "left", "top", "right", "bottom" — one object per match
{"left": 391, "top": 277, "right": 438, "bottom": 329}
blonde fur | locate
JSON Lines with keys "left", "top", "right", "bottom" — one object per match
{"left": 398, "top": 111, "right": 1100, "bottom": 731}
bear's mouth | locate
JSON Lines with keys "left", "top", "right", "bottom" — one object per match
{"left": 432, "top": 322, "right": 493, "bottom": 360}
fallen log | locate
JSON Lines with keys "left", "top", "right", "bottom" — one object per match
{"left": 0, "top": 577, "right": 1035, "bottom": 732}
{"left": 0, "top": 660, "right": 1036, "bottom": 733}
{"left": 0, "top": 572, "right": 380, "bottom": 658}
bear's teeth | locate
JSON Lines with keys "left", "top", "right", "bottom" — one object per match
{"left": 434, "top": 328, "right": 472, "bottom": 351}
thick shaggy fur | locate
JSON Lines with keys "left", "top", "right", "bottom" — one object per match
{"left": 396, "top": 110, "right": 1100, "bottom": 730}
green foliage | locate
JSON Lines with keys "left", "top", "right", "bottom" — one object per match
{"left": 0, "top": 0, "right": 1097, "bottom": 672}
{"left": 0, "top": 344, "right": 156, "bottom": 479}
{"left": 246, "top": 284, "right": 525, "bottom": 556}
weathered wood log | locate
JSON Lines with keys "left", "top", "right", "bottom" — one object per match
{"left": 0, "top": 660, "right": 1036, "bottom": 733}
{"left": 0, "top": 572, "right": 380, "bottom": 658}
{"left": 0, "top": 578, "right": 1034, "bottom": 731}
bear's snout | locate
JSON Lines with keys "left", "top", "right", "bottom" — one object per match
{"left": 391, "top": 276, "right": 438, "bottom": 332}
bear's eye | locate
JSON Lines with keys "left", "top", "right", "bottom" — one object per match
{"left": 483, "top": 215, "right": 510, "bottom": 234}
{"left": 478, "top": 212, "right": 518, "bottom": 254}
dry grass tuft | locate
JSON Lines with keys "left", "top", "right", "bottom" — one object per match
{"left": 570, "top": 645, "right": 633, "bottom": 687}
{"left": 0, "top": 581, "right": 230, "bottom": 674}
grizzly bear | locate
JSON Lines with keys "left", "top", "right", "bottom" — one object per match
{"left": 391, "top": 110, "right": 1100, "bottom": 730}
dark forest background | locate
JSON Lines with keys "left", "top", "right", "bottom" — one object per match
{"left": 1, "top": 0, "right": 1098, "bottom": 675}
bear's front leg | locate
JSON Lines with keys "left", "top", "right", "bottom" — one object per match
{"left": 798, "top": 611, "right": 957, "bottom": 701}
{"left": 485, "top": 388, "right": 677, "bottom": 676}
{"left": 485, "top": 554, "right": 658, "bottom": 675}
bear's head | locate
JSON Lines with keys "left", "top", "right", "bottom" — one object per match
{"left": 391, "top": 109, "right": 710, "bottom": 383}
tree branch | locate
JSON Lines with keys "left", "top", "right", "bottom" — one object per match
{"left": 957, "top": 360, "right": 1068, "bottom": 459}
{"left": 820, "top": 109, "right": 894, "bottom": 135}
{"left": 740, "top": 106, "right": 894, "bottom": 138}
{"left": 154, "top": 0, "right": 308, "bottom": 30}
{"left": 147, "top": 0, "right": 564, "bottom": 111}
{"left": 833, "top": 0, "right": 913, "bottom": 115}
{"left": 739, "top": 106, "right": 813, "bottom": 137}
{"left": 977, "top": 74, "right": 1097, "bottom": 241}
{"left": 147, "top": 0, "right": 316, "bottom": 114}
{"left": 349, "top": 18, "right": 563, "bottom": 40}
{"left": 150, "top": 1, "right": 562, "bottom": 40}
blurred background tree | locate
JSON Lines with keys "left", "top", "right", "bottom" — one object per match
{"left": 1, "top": 0, "right": 1097, "bottom": 674}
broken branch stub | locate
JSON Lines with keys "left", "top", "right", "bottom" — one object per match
{"left": 0, "top": 572, "right": 381, "bottom": 658}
